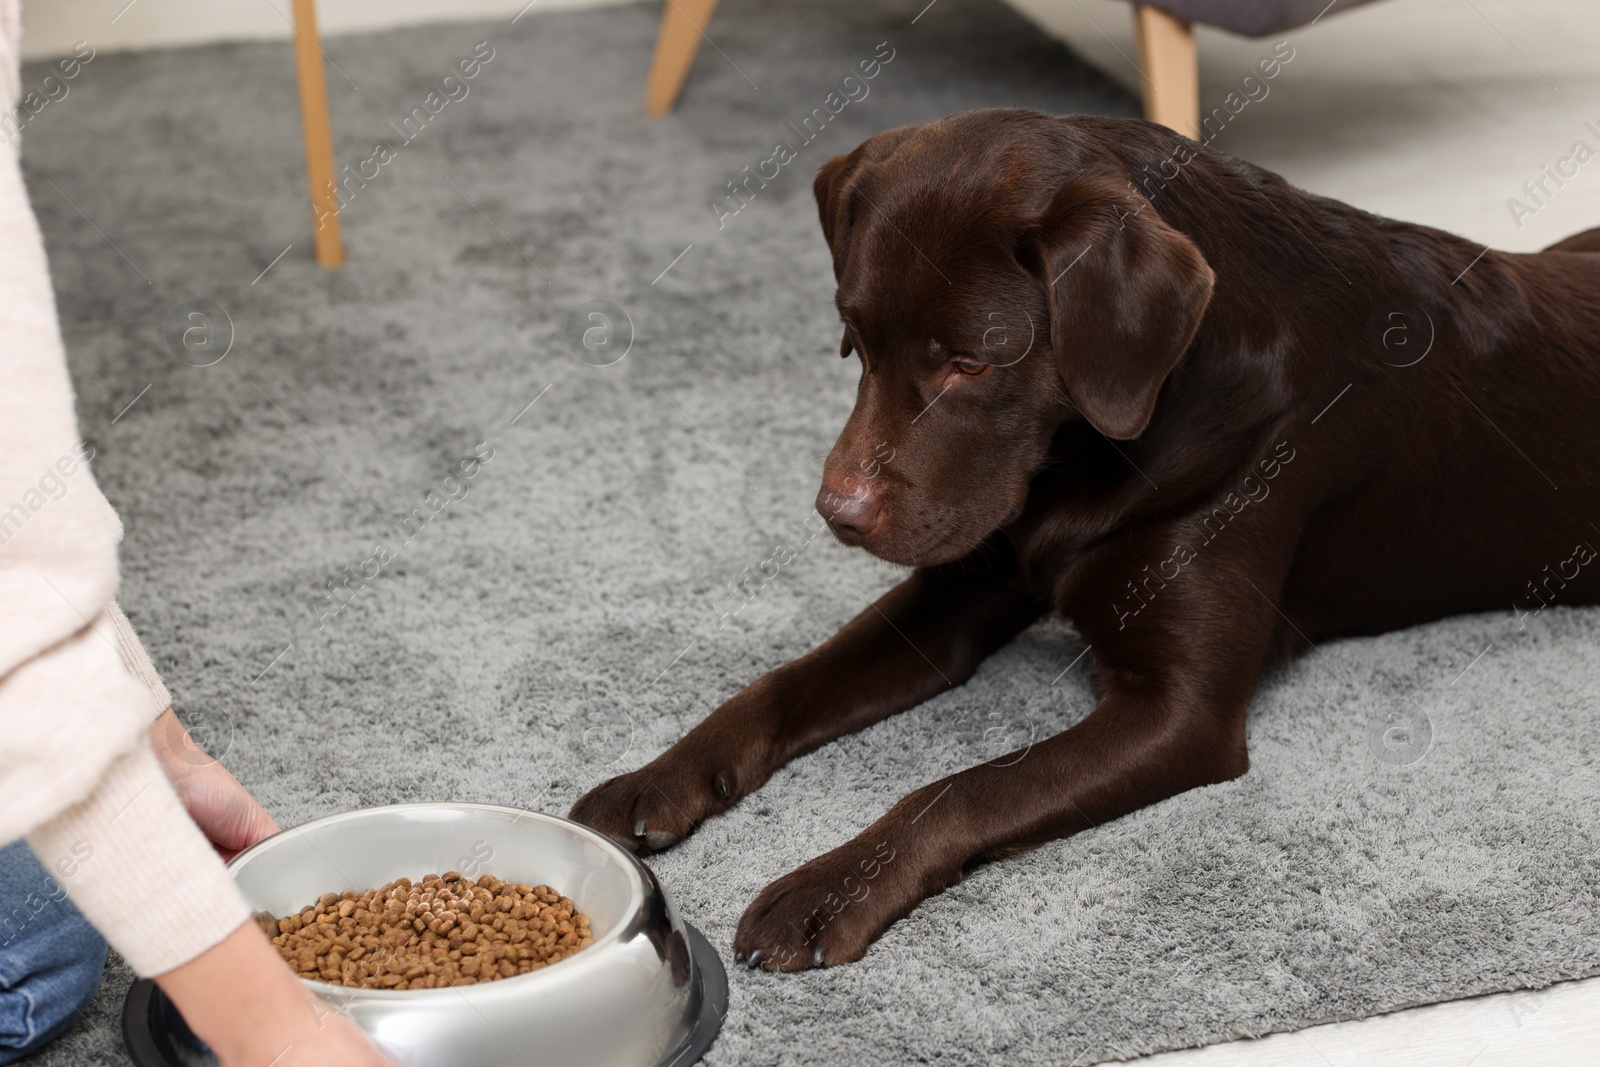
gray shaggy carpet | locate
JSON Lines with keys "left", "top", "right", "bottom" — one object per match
{"left": 15, "top": 0, "right": 1600, "bottom": 1063}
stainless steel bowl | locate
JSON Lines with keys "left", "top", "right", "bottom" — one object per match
{"left": 122, "top": 803, "right": 726, "bottom": 1067}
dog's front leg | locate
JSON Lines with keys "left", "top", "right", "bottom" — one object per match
{"left": 730, "top": 589, "right": 1266, "bottom": 971}
{"left": 569, "top": 560, "right": 1042, "bottom": 853}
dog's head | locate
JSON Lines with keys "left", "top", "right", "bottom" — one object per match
{"left": 812, "top": 111, "right": 1215, "bottom": 566}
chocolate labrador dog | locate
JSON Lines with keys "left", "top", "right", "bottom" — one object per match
{"left": 572, "top": 109, "right": 1600, "bottom": 971}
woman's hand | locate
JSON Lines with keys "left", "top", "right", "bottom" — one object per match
{"left": 148, "top": 715, "right": 390, "bottom": 1063}
{"left": 156, "top": 922, "right": 395, "bottom": 1067}
{"left": 149, "top": 707, "right": 279, "bottom": 860}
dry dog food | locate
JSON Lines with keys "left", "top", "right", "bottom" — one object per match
{"left": 258, "top": 872, "right": 593, "bottom": 989}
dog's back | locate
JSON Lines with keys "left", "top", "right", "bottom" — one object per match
{"left": 1281, "top": 221, "right": 1600, "bottom": 639}
{"left": 1544, "top": 226, "right": 1600, "bottom": 254}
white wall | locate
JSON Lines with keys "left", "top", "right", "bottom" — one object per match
{"left": 19, "top": 0, "right": 633, "bottom": 59}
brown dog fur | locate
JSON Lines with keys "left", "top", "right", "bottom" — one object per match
{"left": 573, "top": 110, "right": 1600, "bottom": 971}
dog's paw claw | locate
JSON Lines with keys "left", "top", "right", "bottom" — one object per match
{"left": 732, "top": 844, "right": 909, "bottom": 972}
{"left": 608, "top": 834, "right": 641, "bottom": 855}
{"left": 643, "top": 829, "right": 681, "bottom": 850}
{"left": 569, "top": 766, "right": 724, "bottom": 855}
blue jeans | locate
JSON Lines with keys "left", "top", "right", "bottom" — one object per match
{"left": 0, "top": 840, "right": 107, "bottom": 1063}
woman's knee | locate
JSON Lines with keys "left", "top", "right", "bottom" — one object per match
{"left": 0, "top": 840, "right": 108, "bottom": 1062}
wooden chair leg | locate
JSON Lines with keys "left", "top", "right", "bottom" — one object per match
{"left": 291, "top": 0, "right": 343, "bottom": 267}
{"left": 1132, "top": 4, "right": 1199, "bottom": 140}
{"left": 644, "top": 0, "right": 721, "bottom": 116}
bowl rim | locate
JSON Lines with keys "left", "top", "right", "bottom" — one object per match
{"left": 228, "top": 801, "right": 652, "bottom": 1001}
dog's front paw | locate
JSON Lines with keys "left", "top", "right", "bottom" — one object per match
{"left": 568, "top": 757, "right": 740, "bottom": 855}
{"left": 732, "top": 837, "right": 910, "bottom": 971}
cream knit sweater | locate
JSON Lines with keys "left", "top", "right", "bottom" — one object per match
{"left": 1, "top": 1, "right": 250, "bottom": 976}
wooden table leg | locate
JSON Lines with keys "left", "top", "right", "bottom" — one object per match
{"left": 644, "top": 0, "right": 722, "bottom": 116}
{"left": 1133, "top": 4, "right": 1199, "bottom": 141}
{"left": 291, "top": 0, "right": 343, "bottom": 267}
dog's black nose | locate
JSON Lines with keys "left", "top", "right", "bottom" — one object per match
{"left": 817, "top": 481, "right": 881, "bottom": 543}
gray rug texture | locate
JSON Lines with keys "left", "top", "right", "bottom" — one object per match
{"left": 15, "top": 0, "right": 1600, "bottom": 1063}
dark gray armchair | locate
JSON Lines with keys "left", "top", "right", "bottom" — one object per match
{"left": 1128, "top": 0, "right": 1385, "bottom": 136}
{"left": 641, "top": 0, "right": 1387, "bottom": 137}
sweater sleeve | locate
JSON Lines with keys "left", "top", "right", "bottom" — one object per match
{"left": 104, "top": 600, "right": 175, "bottom": 718}
{"left": 0, "top": 3, "right": 252, "bottom": 976}
{"left": 27, "top": 735, "right": 254, "bottom": 978}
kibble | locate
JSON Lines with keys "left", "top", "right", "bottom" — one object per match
{"left": 256, "top": 871, "right": 594, "bottom": 989}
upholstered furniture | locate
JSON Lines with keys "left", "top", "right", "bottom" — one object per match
{"left": 642, "top": 0, "right": 1387, "bottom": 138}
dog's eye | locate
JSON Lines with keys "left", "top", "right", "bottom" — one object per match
{"left": 952, "top": 358, "right": 988, "bottom": 376}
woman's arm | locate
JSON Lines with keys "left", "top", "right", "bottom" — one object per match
{"left": 156, "top": 922, "right": 392, "bottom": 1067}
{"left": 0, "top": 9, "right": 389, "bottom": 1059}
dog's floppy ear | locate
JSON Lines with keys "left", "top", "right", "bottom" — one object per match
{"left": 813, "top": 151, "right": 860, "bottom": 273}
{"left": 813, "top": 152, "right": 861, "bottom": 357}
{"left": 814, "top": 123, "right": 923, "bottom": 282}
{"left": 814, "top": 125, "right": 922, "bottom": 358}
{"left": 1028, "top": 180, "right": 1214, "bottom": 440}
